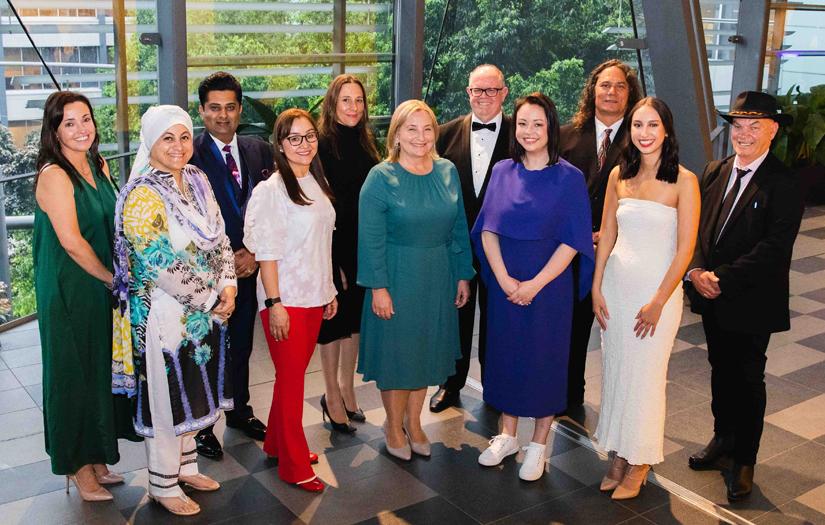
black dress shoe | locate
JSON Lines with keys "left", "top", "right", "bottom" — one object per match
{"left": 727, "top": 463, "right": 754, "bottom": 502}
{"left": 195, "top": 431, "right": 223, "bottom": 459}
{"left": 429, "top": 387, "right": 459, "bottom": 413}
{"left": 688, "top": 435, "right": 732, "bottom": 471}
{"left": 226, "top": 416, "right": 267, "bottom": 441}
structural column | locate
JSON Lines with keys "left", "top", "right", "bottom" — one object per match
{"left": 641, "top": 0, "right": 715, "bottom": 172}
{"left": 156, "top": 0, "right": 188, "bottom": 109}
{"left": 729, "top": 0, "right": 770, "bottom": 104}
{"left": 393, "top": 0, "right": 424, "bottom": 106}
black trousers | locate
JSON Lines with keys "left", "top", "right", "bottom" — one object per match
{"left": 443, "top": 274, "right": 488, "bottom": 392}
{"left": 567, "top": 291, "right": 594, "bottom": 408}
{"left": 702, "top": 312, "right": 771, "bottom": 466}
{"left": 198, "top": 274, "right": 258, "bottom": 437}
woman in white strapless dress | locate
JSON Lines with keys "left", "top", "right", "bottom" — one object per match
{"left": 591, "top": 97, "right": 700, "bottom": 500}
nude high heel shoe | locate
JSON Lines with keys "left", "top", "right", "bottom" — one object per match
{"left": 95, "top": 471, "right": 125, "bottom": 485}
{"left": 600, "top": 454, "right": 628, "bottom": 492}
{"left": 66, "top": 475, "right": 114, "bottom": 502}
{"left": 611, "top": 464, "right": 651, "bottom": 500}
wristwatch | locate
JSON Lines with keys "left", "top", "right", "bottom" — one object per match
{"left": 264, "top": 296, "right": 282, "bottom": 308}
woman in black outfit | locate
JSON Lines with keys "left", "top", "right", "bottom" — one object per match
{"left": 316, "top": 74, "right": 381, "bottom": 432}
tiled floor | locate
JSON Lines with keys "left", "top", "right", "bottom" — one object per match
{"left": 1, "top": 205, "right": 824, "bottom": 524}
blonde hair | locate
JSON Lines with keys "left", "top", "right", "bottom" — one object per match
{"left": 385, "top": 99, "right": 440, "bottom": 163}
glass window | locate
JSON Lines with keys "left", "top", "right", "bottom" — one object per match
{"left": 765, "top": 2, "right": 825, "bottom": 95}
{"left": 423, "top": 0, "right": 643, "bottom": 125}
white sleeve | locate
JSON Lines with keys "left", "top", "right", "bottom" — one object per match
{"left": 243, "top": 180, "right": 288, "bottom": 261}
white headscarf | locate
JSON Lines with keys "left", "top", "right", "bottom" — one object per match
{"left": 130, "top": 104, "right": 194, "bottom": 179}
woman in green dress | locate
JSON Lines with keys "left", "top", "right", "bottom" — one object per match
{"left": 357, "top": 100, "right": 475, "bottom": 460}
{"left": 33, "top": 91, "right": 139, "bottom": 502}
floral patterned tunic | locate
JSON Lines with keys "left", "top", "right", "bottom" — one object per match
{"left": 119, "top": 166, "right": 235, "bottom": 437}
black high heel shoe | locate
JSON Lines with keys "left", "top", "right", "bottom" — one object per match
{"left": 345, "top": 406, "right": 366, "bottom": 423}
{"left": 320, "top": 394, "right": 356, "bottom": 434}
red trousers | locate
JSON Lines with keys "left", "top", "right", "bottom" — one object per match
{"left": 260, "top": 306, "right": 323, "bottom": 483}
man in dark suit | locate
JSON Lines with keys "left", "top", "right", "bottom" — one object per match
{"left": 190, "top": 72, "right": 274, "bottom": 458}
{"left": 685, "top": 91, "right": 802, "bottom": 502}
{"left": 559, "top": 60, "right": 643, "bottom": 412}
{"left": 429, "top": 64, "right": 511, "bottom": 412}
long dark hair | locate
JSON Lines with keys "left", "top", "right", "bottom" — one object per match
{"left": 35, "top": 91, "right": 104, "bottom": 188}
{"left": 271, "top": 108, "right": 335, "bottom": 206}
{"left": 619, "top": 97, "right": 680, "bottom": 184}
{"left": 318, "top": 74, "right": 380, "bottom": 162}
{"left": 511, "top": 92, "right": 561, "bottom": 166}
{"left": 571, "top": 59, "right": 642, "bottom": 130}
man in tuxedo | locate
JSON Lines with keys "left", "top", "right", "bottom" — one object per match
{"left": 429, "top": 64, "right": 511, "bottom": 412}
{"left": 559, "top": 59, "right": 642, "bottom": 412}
{"left": 190, "top": 72, "right": 273, "bottom": 458}
{"left": 686, "top": 91, "right": 802, "bottom": 502}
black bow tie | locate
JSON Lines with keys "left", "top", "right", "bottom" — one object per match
{"left": 472, "top": 121, "right": 496, "bottom": 132}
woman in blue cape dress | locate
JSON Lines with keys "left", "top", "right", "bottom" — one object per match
{"left": 471, "top": 93, "right": 594, "bottom": 482}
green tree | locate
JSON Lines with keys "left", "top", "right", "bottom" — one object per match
{"left": 506, "top": 58, "right": 585, "bottom": 123}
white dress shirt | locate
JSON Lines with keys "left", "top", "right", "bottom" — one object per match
{"left": 210, "top": 133, "right": 243, "bottom": 187}
{"left": 244, "top": 172, "right": 337, "bottom": 309}
{"left": 470, "top": 112, "right": 503, "bottom": 196}
{"left": 594, "top": 117, "right": 623, "bottom": 153}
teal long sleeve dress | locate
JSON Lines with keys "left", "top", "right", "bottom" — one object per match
{"left": 357, "top": 159, "right": 475, "bottom": 390}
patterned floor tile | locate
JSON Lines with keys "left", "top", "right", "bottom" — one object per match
{"left": 796, "top": 483, "right": 825, "bottom": 516}
{"left": 753, "top": 500, "right": 825, "bottom": 525}
{"left": 766, "top": 342, "right": 825, "bottom": 377}
{"left": 495, "top": 486, "right": 638, "bottom": 525}
{"left": 791, "top": 255, "right": 825, "bottom": 274}
{"left": 765, "top": 394, "right": 825, "bottom": 440}
{"left": 354, "top": 496, "right": 480, "bottom": 525}
{"left": 758, "top": 441, "right": 825, "bottom": 499}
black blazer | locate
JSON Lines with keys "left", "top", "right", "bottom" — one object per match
{"left": 437, "top": 113, "right": 512, "bottom": 230}
{"left": 685, "top": 153, "right": 802, "bottom": 334}
{"left": 191, "top": 133, "right": 274, "bottom": 251}
{"left": 559, "top": 120, "right": 627, "bottom": 231}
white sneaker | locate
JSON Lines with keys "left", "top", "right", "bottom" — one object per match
{"left": 518, "top": 442, "right": 547, "bottom": 481}
{"left": 478, "top": 434, "right": 519, "bottom": 466}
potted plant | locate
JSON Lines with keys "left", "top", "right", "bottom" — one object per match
{"left": 772, "top": 84, "right": 825, "bottom": 204}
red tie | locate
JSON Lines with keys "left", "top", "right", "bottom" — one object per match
{"left": 223, "top": 144, "right": 242, "bottom": 188}
{"left": 597, "top": 128, "right": 613, "bottom": 172}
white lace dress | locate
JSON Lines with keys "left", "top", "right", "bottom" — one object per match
{"left": 594, "top": 198, "right": 683, "bottom": 465}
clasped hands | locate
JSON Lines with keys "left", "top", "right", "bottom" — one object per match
{"left": 234, "top": 248, "right": 258, "bottom": 279}
{"left": 499, "top": 275, "right": 540, "bottom": 307}
{"left": 689, "top": 268, "right": 721, "bottom": 300}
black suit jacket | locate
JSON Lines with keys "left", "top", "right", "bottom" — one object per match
{"left": 437, "top": 114, "right": 512, "bottom": 230}
{"left": 191, "top": 133, "right": 274, "bottom": 251}
{"left": 559, "top": 121, "right": 627, "bottom": 231}
{"left": 685, "top": 152, "right": 802, "bottom": 334}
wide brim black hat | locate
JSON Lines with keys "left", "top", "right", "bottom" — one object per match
{"left": 717, "top": 90, "right": 793, "bottom": 126}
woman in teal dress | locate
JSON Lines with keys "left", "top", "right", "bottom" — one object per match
{"left": 357, "top": 100, "right": 475, "bottom": 460}
{"left": 33, "top": 91, "right": 139, "bottom": 502}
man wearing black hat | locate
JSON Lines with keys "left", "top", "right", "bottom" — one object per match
{"left": 685, "top": 91, "right": 802, "bottom": 502}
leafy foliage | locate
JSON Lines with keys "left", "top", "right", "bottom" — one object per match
{"left": 773, "top": 84, "right": 825, "bottom": 168}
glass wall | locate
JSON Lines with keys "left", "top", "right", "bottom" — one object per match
{"left": 765, "top": 1, "right": 825, "bottom": 95}
{"left": 0, "top": 0, "right": 395, "bottom": 322}
{"left": 422, "top": 0, "right": 644, "bottom": 125}
{"left": 699, "top": 0, "right": 739, "bottom": 111}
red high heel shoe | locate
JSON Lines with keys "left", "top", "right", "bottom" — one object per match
{"left": 294, "top": 477, "right": 325, "bottom": 493}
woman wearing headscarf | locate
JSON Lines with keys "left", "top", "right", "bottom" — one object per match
{"left": 34, "top": 91, "right": 139, "bottom": 503}
{"left": 112, "top": 105, "right": 236, "bottom": 516}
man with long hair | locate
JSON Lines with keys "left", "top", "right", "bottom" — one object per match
{"left": 559, "top": 59, "right": 643, "bottom": 415}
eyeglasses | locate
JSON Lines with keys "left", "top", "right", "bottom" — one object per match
{"left": 468, "top": 87, "right": 505, "bottom": 97}
{"left": 284, "top": 131, "right": 318, "bottom": 146}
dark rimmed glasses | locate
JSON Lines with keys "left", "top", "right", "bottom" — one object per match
{"left": 284, "top": 131, "right": 319, "bottom": 146}
{"left": 468, "top": 87, "right": 505, "bottom": 97}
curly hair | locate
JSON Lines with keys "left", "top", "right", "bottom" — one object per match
{"left": 318, "top": 74, "right": 380, "bottom": 162}
{"left": 619, "top": 97, "right": 680, "bottom": 184}
{"left": 570, "top": 59, "right": 643, "bottom": 130}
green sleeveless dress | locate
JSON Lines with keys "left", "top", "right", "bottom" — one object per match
{"left": 34, "top": 162, "right": 140, "bottom": 475}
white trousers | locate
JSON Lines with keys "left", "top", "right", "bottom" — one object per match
{"left": 143, "top": 305, "right": 199, "bottom": 498}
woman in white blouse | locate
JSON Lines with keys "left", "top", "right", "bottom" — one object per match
{"left": 244, "top": 108, "right": 338, "bottom": 493}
